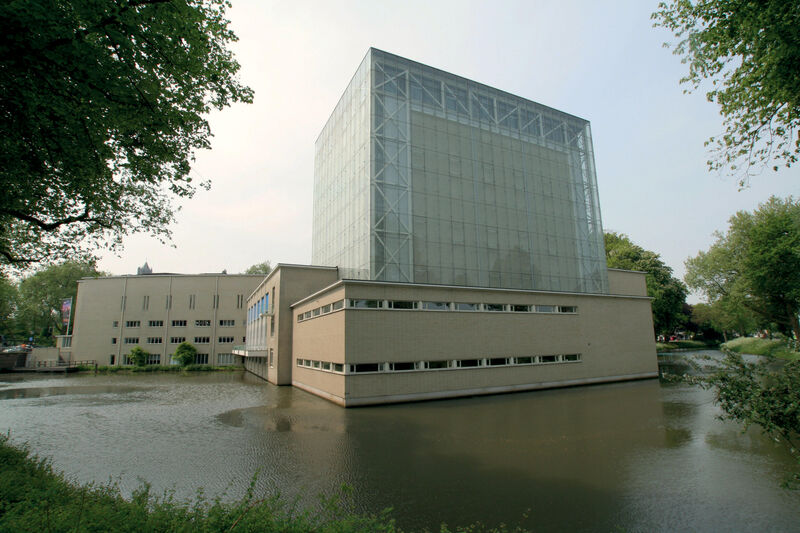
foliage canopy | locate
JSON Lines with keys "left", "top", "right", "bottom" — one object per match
{"left": 0, "top": 0, "right": 253, "bottom": 269}
{"left": 685, "top": 196, "right": 800, "bottom": 340}
{"left": 128, "top": 346, "right": 148, "bottom": 367}
{"left": 652, "top": 0, "right": 800, "bottom": 185}
{"left": 173, "top": 341, "right": 198, "bottom": 367}
{"left": 244, "top": 260, "right": 273, "bottom": 275}
{"left": 605, "top": 232, "right": 687, "bottom": 336}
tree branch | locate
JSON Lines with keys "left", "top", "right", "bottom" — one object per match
{"left": 0, "top": 208, "right": 100, "bottom": 231}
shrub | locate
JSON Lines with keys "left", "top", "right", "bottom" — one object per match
{"left": 172, "top": 342, "right": 197, "bottom": 367}
{"left": 128, "top": 346, "right": 148, "bottom": 367}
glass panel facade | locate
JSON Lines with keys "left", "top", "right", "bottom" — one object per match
{"left": 313, "top": 49, "right": 608, "bottom": 294}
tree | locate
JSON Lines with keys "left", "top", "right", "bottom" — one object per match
{"left": 605, "top": 232, "right": 688, "bottom": 336}
{"left": 172, "top": 341, "right": 198, "bottom": 367}
{"left": 243, "top": 261, "right": 273, "bottom": 275}
{"left": 690, "top": 301, "right": 757, "bottom": 342}
{"left": 16, "top": 261, "right": 104, "bottom": 345}
{"left": 685, "top": 196, "right": 800, "bottom": 340}
{"left": 128, "top": 346, "right": 148, "bottom": 367}
{"left": 652, "top": 0, "right": 800, "bottom": 186}
{"left": 691, "top": 351, "right": 800, "bottom": 488}
{"left": 0, "top": 0, "right": 253, "bottom": 269}
{"left": 0, "top": 275, "right": 18, "bottom": 344}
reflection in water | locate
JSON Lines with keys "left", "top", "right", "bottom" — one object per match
{"left": 0, "top": 359, "right": 798, "bottom": 532}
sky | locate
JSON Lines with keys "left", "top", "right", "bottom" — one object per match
{"left": 97, "top": 0, "right": 799, "bottom": 303}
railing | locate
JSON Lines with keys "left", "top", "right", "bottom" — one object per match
{"left": 34, "top": 360, "right": 96, "bottom": 369}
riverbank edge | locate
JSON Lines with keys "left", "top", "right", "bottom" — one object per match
{"left": 75, "top": 364, "right": 246, "bottom": 374}
{"left": 655, "top": 341, "right": 720, "bottom": 353}
{"left": 721, "top": 338, "right": 800, "bottom": 361}
{"left": 0, "top": 434, "right": 402, "bottom": 532}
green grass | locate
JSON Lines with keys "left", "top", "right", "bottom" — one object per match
{"left": 721, "top": 337, "right": 800, "bottom": 361}
{"left": 656, "top": 339, "right": 719, "bottom": 352}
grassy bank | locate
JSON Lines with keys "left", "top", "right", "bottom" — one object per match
{"left": 656, "top": 340, "right": 719, "bottom": 352}
{"left": 0, "top": 437, "right": 529, "bottom": 532}
{"left": 76, "top": 364, "right": 243, "bottom": 374}
{"left": 721, "top": 337, "right": 800, "bottom": 361}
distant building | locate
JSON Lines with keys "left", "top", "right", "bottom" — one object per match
{"left": 72, "top": 270, "right": 263, "bottom": 366}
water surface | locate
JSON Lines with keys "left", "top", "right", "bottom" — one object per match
{"left": 1, "top": 360, "right": 797, "bottom": 532}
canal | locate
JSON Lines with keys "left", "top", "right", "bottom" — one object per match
{"left": 1, "top": 353, "right": 798, "bottom": 532}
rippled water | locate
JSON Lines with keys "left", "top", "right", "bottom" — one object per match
{"left": 1, "top": 359, "right": 798, "bottom": 532}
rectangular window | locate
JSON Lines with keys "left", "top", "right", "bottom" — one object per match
{"left": 457, "top": 359, "right": 480, "bottom": 367}
{"left": 321, "top": 362, "right": 331, "bottom": 371}
{"left": 353, "top": 363, "right": 380, "bottom": 373}
{"left": 485, "top": 304, "right": 505, "bottom": 312}
{"left": 321, "top": 304, "right": 331, "bottom": 314}
{"left": 269, "top": 348, "right": 273, "bottom": 367}
{"left": 312, "top": 307, "right": 321, "bottom": 316}
{"left": 165, "top": 294, "right": 172, "bottom": 310}
{"left": 512, "top": 305, "right": 530, "bottom": 312}
{"left": 218, "top": 336, "right": 234, "bottom": 343}
{"left": 312, "top": 360, "right": 320, "bottom": 368}
{"left": 388, "top": 300, "right": 417, "bottom": 310}
{"left": 195, "top": 353, "right": 209, "bottom": 365}
{"left": 213, "top": 294, "right": 219, "bottom": 309}
{"left": 270, "top": 315, "right": 275, "bottom": 336}
{"left": 219, "top": 319, "right": 235, "bottom": 327}
{"left": 146, "top": 353, "right": 160, "bottom": 365}
{"left": 146, "top": 337, "right": 162, "bottom": 344}
{"left": 422, "top": 301, "right": 449, "bottom": 310}
{"left": 142, "top": 295, "right": 149, "bottom": 311}
{"left": 125, "top": 321, "right": 140, "bottom": 328}
{"left": 171, "top": 320, "right": 186, "bottom": 327}
{"left": 297, "top": 314, "right": 303, "bottom": 323}
{"left": 390, "top": 361, "right": 416, "bottom": 371}
{"left": 349, "top": 299, "right": 383, "bottom": 309}
{"left": 559, "top": 306, "right": 578, "bottom": 314}
{"left": 218, "top": 353, "right": 234, "bottom": 365}
{"left": 148, "top": 320, "right": 163, "bottom": 327}
{"left": 236, "top": 294, "right": 244, "bottom": 309}
{"left": 194, "top": 336, "right": 210, "bottom": 344}
{"left": 297, "top": 358, "right": 304, "bottom": 367}
{"left": 563, "top": 354, "right": 581, "bottom": 362}
{"left": 455, "top": 302, "right": 479, "bottom": 311}
{"left": 195, "top": 320, "right": 211, "bottom": 327}
{"left": 515, "top": 356, "right": 533, "bottom": 364}
{"left": 535, "top": 305, "right": 557, "bottom": 313}
{"left": 331, "top": 300, "right": 344, "bottom": 310}
{"left": 332, "top": 363, "right": 344, "bottom": 373}
{"left": 426, "top": 360, "right": 448, "bottom": 369}
{"left": 304, "top": 311, "right": 312, "bottom": 319}
{"left": 488, "top": 357, "right": 507, "bottom": 366}
{"left": 109, "top": 354, "right": 115, "bottom": 365}
{"left": 111, "top": 338, "right": 117, "bottom": 345}
{"left": 539, "top": 355, "right": 557, "bottom": 363}
{"left": 124, "top": 337, "right": 139, "bottom": 344}
{"left": 112, "top": 320, "right": 119, "bottom": 328}
{"left": 189, "top": 294, "right": 196, "bottom": 310}
{"left": 170, "top": 337, "right": 186, "bottom": 344}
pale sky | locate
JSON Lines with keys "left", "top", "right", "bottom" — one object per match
{"left": 97, "top": 0, "right": 799, "bottom": 303}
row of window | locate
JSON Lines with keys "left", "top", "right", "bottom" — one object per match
{"left": 116, "top": 353, "right": 216, "bottom": 366}
{"left": 114, "top": 319, "right": 236, "bottom": 328}
{"left": 116, "top": 336, "right": 241, "bottom": 345}
{"left": 121, "top": 295, "right": 245, "bottom": 311}
{"left": 297, "top": 353, "right": 582, "bottom": 375}
{"left": 296, "top": 300, "right": 345, "bottom": 322}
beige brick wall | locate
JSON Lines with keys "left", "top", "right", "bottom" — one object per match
{"left": 72, "top": 274, "right": 262, "bottom": 366}
{"left": 291, "top": 272, "right": 657, "bottom": 406}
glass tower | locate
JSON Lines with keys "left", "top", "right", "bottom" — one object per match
{"left": 313, "top": 49, "right": 608, "bottom": 294}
